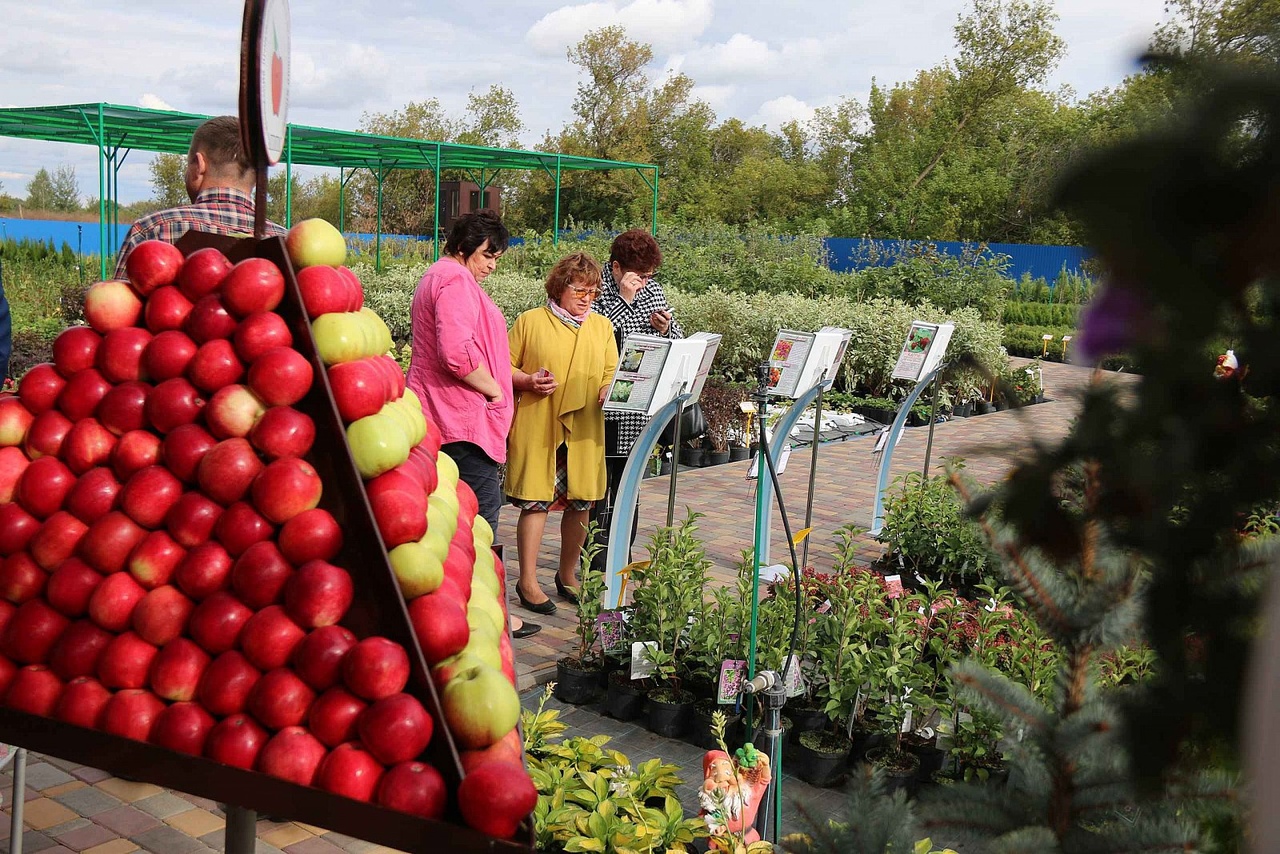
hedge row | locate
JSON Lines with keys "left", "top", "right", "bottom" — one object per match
{"left": 1003, "top": 324, "right": 1076, "bottom": 361}
{"left": 1002, "top": 301, "right": 1079, "bottom": 327}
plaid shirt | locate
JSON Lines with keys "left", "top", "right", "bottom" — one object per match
{"left": 595, "top": 265, "right": 684, "bottom": 455}
{"left": 113, "top": 188, "right": 285, "bottom": 278}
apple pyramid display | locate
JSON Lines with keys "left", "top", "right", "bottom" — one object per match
{"left": 0, "top": 219, "right": 535, "bottom": 847}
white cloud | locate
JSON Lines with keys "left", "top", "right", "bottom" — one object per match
{"left": 690, "top": 84, "right": 736, "bottom": 111}
{"left": 0, "top": 171, "right": 26, "bottom": 181}
{"left": 139, "top": 93, "right": 174, "bottom": 111}
{"left": 684, "top": 33, "right": 833, "bottom": 83}
{"left": 749, "top": 95, "right": 816, "bottom": 130}
{"left": 526, "top": 0, "right": 714, "bottom": 55}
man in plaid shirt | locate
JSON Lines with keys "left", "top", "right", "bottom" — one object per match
{"left": 114, "top": 115, "right": 285, "bottom": 278}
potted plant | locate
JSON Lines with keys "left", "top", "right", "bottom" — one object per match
{"left": 698, "top": 378, "right": 747, "bottom": 466}
{"left": 863, "top": 596, "right": 930, "bottom": 793}
{"left": 678, "top": 436, "right": 705, "bottom": 468}
{"left": 554, "top": 532, "right": 607, "bottom": 705}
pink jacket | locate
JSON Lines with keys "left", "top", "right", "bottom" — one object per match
{"left": 406, "top": 258, "right": 514, "bottom": 463}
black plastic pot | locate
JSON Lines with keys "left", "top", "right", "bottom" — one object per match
{"left": 606, "top": 671, "right": 647, "bottom": 720}
{"left": 705, "top": 450, "right": 731, "bottom": 466}
{"left": 729, "top": 446, "right": 751, "bottom": 462}
{"left": 787, "top": 706, "right": 830, "bottom": 743}
{"left": 678, "top": 447, "right": 705, "bottom": 467}
{"left": 976, "top": 401, "right": 995, "bottom": 414}
{"left": 646, "top": 689, "right": 694, "bottom": 738}
{"left": 848, "top": 726, "right": 885, "bottom": 763}
{"left": 910, "top": 743, "right": 946, "bottom": 778}
{"left": 952, "top": 402, "right": 974, "bottom": 418}
{"left": 658, "top": 458, "right": 672, "bottom": 475}
{"left": 793, "top": 733, "right": 852, "bottom": 787}
{"left": 554, "top": 658, "right": 601, "bottom": 705}
{"left": 690, "top": 704, "right": 744, "bottom": 751}
{"left": 865, "top": 747, "right": 921, "bottom": 796}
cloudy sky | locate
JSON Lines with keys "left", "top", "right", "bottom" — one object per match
{"left": 0, "top": 0, "right": 1167, "bottom": 205}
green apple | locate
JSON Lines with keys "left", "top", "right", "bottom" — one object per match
{"left": 313, "top": 312, "right": 363, "bottom": 365}
{"left": 286, "top": 218, "right": 347, "bottom": 268}
{"left": 470, "top": 564, "right": 499, "bottom": 597}
{"left": 359, "top": 308, "right": 394, "bottom": 354}
{"left": 436, "top": 451, "right": 459, "bottom": 490}
{"left": 468, "top": 595, "right": 505, "bottom": 636}
{"left": 441, "top": 662, "right": 521, "bottom": 749}
{"left": 472, "top": 545, "right": 495, "bottom": 577}
{"left": 472, "top": 516, "right": 495, "bottom": 550}
{"left": 460, "top": 632, "right": 503, "bottom": 672}
{"left": 347, "top": 412, "right": 410, "bottom": 478}
{"left": 390, "top": 539, "right": 444, "bottom": 598}
{"left": 420, "top": 525, "right": 452, "bottom": 563}
{"left": 431, "top": 650, "right": 488, "bottom": 689}
{"left": 427, "top": 493, "right": 460, "bottom": 530}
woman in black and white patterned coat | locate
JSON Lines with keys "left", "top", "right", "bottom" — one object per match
{"left": 591, "top": 229, "right": 684, "bottom": 560}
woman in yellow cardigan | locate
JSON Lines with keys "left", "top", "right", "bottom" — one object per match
{"left": 507, "top": 252, "right": 619, "bottom": 614}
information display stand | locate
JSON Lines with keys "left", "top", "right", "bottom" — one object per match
{"left": 869, "top": 321, "right": 955, "bottom": 535}
{"left": 601, "top": 333, "right": 720, "bottom": 608}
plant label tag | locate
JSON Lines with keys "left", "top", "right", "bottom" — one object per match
{"left": 630, "top": 641, "right": 657, "bottom": 679}
{"left": 597, "top": 611, "right": 627, "bottom": 653}
{"left": 718, "top": 660, "right": 747, "bottom": 704}
{"left": 782, "top": 654, "right": 805, "bottom": 698}
{"left": 884, "top": 574, "right": 904, "bottom": 599}
{"left": 815, "top": 598, "right": 832, "bottom": 614}
{"left": 900, "top": 709, "right": 913, "bottom": 733}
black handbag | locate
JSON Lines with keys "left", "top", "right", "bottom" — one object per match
{"left": 658, "top": 401, "right": 706, "bottom": 447}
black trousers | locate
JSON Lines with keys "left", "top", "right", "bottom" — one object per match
{"left": 441, "top": 441, "right": 502, "bottom": 531}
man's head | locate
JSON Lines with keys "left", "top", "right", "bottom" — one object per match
{"left": 185, "top": 116, "right": 254, "bottom": 201}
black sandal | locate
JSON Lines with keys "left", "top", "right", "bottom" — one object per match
{"left": 516, "top": 586, "right": 557, "bottom": 615}
{"left": 512, "top": 621, "right": 542, "bottom": 639}
{"left": 555, "top": 576, "right": 580, "bottom": 605}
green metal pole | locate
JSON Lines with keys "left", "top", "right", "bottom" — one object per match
{"left": 651, "top": 166, "right": 659, "bottom": 235}
{"left": 553, "top": 156, "right": 562, "bottom": 247}
{"left": 375, "top": 168, "right": 384, "bottom": 272}
{"left": 434, "top": 144, "right": 442, "bottom": 261}
{"left": 747, "top": 388, "right": 769, "bottom": 730}
{"left": 97, "top": 105, "right": 107, "bottom": 280}
{"left": 284, "top": 126, "right": 293, "bottom": 227}
{"left": 338, "top": 168, "right": 344, "bottom": 233}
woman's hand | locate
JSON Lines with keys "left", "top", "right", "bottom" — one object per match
{"left": 649, "top": 309, "right": 672, "bottom": 335}
{"left": 598, "top": 384, "right": 610, "bottom": 406}
{"left": 531, "top": 368, "right": 558, "bottom": 397}
{"left": 618, "top": 270, "right": 647, "bottom": 302}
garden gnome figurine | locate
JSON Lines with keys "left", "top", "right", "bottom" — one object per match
{"left": 1214, "top": 349, "right": 1239, "bottom": 380}
{"left": 698, "top": 745, "right": 772, "bottom": 853}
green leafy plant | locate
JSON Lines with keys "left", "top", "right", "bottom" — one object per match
{"left": 566, "top": 527, "right": 608, "bottom": 668}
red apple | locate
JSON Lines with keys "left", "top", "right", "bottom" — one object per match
{"left": 45, "top": 558, "right": 103, "bottom": 617}
{"left": 316, "top": 741, "right": 385, "bottom": 802}
{"left": 249, "top": 406, "right": 314, "bottom": 459}
{"left": 161, "top": 423, "right": 217, "bottom": 483}
{"left": 0, "top": 395, "right": 34, "bottom": 447}
{"left": 3, "top": 599, "right": 70, "bottom": 663}
{"left": 377, "top": 761, "right": 446, "bottom": 819}
{"left": 97, "top": 326, "right": 152, "bottom": 383}
{"left": 18, "top": 363, "right": 66, "bottom": 414}
{"left": 371, "top": 490, "right": 428, "bottom": 549}
{"left": 0, "top": 445, "right": 30, "bottom": 502}
{"left": 24, "top": 408, "right": 73, "bottom": 459}
{"left": 205, "top": 713, "right": 269, "bottom": 769}
{"left": 150, "top": 700, "right": 216, "bottom": 755}
{"left": 284, "top": 560, "right": 353, "bottom": 629}
{"left": 187, "top": 590, "right": 252, "bottom": 654}
{"left": 144, "top": 285, "right": 195, "bottom": 333}
{"left": 247, "top": 667, "right": 315, "bottom": 730}
{"left": 230, "top": 541, "right": 293, "bottom": 610}
{"left": 233, "top": 311, "right": 293, "bottom": 364}
{"left": 17, "top": 456, "right": 76, "bottom": 519}
{"left": 127, "top": 530, "right": 186, "bottom": 590}
{"left": 125, "top": 239, "right": 184, "bottom": 296}
{"left": 358, "top": 692, "right": 432, "bottom": 765}
{"left": 367, "top": 467, "right": 422, "bottom": 502}
{"left": 101, "top": 688, "right": 165, "bottom": 741}
{"left": 459, "top": 729, "right": 525, "bottom": 775}
{"left": 86, "top": 570, "right": 146, "bottom": 631}
{"left": 165, "top": 491, "right": 224, "bottom": 548}
{"left": 205, "top": 384, "right": 266, "bottom": 440}
{"left": 307, "top": 686, "right": 366, "bottom": 746}
{"left": 247, "top": 347, "right": 313, "bottom": 407}
{"left": 97, "top": 630, "right": 158, "bottom": 689}
{"left": 55, "top": 675, "right": 111, "bottom": 728}
{"left": 457, "top": 761, "right": 538, "bottom": 838}
{"left": 328, "top": 358, "right": 387, "bottom": 422}
{"left": 145, "top": 377, "right": 205, "bottom": 434}
{"left": 342, "top": 637, "right": 409, "bottom": 702}
{"left": 184, "top": 295, "right": 237, "bottom": 343}
{"left": 187, "top": 339, "right": 245, "bottom": 393}
{"left": 409, "top": 591, "right": 470, "bottom": 664}
{"left": 121, "top": 465, "right": 184, "bottom": 529}
{"left": 213, "top": 501, "right": 273, "bottom": 557}
{"left": 64, "top": 467, "right": 121, "bottom": 524}
{"left": 96, "top": 380, "right": 153, "bottom": 437}
{"left": 48, "top": 620, "right": 112, "bottom": 680}
{"left": 0, "top": 552, "right": 45, "bottom": 603}
{"left": 0, "top": 505, "right": 41, "bottom": 556}
{"left": 292, "top": 625, "right": 357, "bottom": 691}
{"left": 177, "top": 247, "right": 233, "bottom": 301}
{"left": 0, "top": 655, "right": 14, "bottom": 697}
{"left": 258, "top": 726, "right": 326, "bottom": 785}
{"left": 222, "top": 258, "right": 285, "bottom": 317}
{"left": 4, "top": 664, "right": 64, "bottom": 716}
{"left": 52, "top": 326, "right": 102, "bottom": 378}
{"left": 337, "top": 267, "right": 365, "bottom": 310}
{"left": 148, "top": 637, "right": 209, "bottom": 701}
{"left": 174, "top": 541, "right": 233, "bottom": 600}
{"left": 131, "top": 585, "right": 194, "bottom": 646}
{"left": 196, "top": 438, "right": 263, "bottom": 506}
{"left": 297, "top": 265, "right": 350, "bottom": 318}
{"left": 30, "top": 511, "right": 89, "bottom": 570}
{"left": 143, "top": 330, "right": 199, "bottom": 381}
{"left": 278, "top": 508, "right": 342, "bottom": 565}
{"left": 57, "top": 368, "right": 112, "bottom": 423}
{"left": 251, "top": 457, "right": 323, "bottom": 524}
{"left": 198, "top": 650, "right": 262, "bottom": 716}
{"left": 84, "top": 280, "right": 143, "bottom": 333}
{"left": 239, "top": 605, "right": 305, "bottom": 671}
{"left": 110, "top": 430, "right": 161, "bottom": 482}
{"left": 79, "top": 510, "right": 148, "bottom": 574}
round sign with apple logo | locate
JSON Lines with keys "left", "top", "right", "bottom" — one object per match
{"left": 239, "top": 0, "right": 290, "bottom": 167}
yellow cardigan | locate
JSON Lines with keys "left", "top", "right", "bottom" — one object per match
{"left": 505, "top": 307, "right": 619, "bottom": 503}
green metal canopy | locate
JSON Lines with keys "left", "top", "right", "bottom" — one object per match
{"left": 0, "top": 103, "right": 660, "bottom": 278}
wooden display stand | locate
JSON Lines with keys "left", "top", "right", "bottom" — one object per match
{"left": 0, "top": 233, "right": 531, "bottom": 853}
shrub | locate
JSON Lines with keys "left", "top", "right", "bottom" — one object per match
{"left": 1003, "top": 323, "right": 1074, "bottom": 360}
{"left": 876, "top": 465, "right": 996, "bottom": 588}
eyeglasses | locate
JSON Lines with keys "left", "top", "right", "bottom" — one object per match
{"left": 567, "top": 285, "right": 602, "bottom": 299}
{"left": 612, "top": 261, "right": 656, "bottom": 282}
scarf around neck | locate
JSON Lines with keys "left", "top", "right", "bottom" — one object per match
{"left": 547, "top": 298, "right": 590, "bottom": 328}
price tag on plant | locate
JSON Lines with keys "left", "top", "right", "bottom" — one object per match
{"left": 631, "top": 641, "right": 657, "bottom": 680}
{"left": 782, "top": 654, "right": 805, "bottom": 698}
{"left": 884, "top": 574, "right": 905, "bottom": 599}
{"left": 718, "top": 660, "right": 747, "bottom": 704}
{"left": 597, "top": 611, "right": 627, "bottom": 654}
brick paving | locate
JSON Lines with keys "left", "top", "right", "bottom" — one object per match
{"left": 0, "top": 359, "right": 1130, "bottom": 852}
